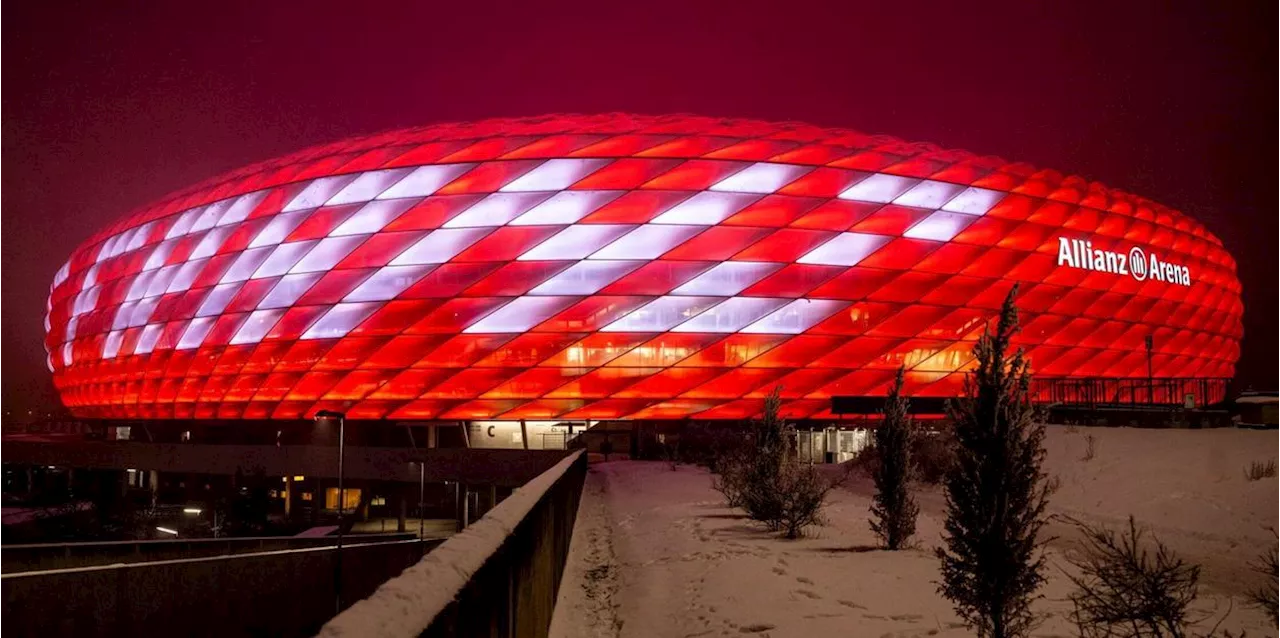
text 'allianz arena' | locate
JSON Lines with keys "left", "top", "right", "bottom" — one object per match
{"left": 44, "top": 114, "right": 1243, "bottom": 421}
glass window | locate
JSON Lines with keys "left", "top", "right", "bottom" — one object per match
{"left": 741, "top": 298, "right": 851, "bottom": 334}
{"left": 112, "top": 301, "right": 136, "bottom": 330}
{"left": 709, "top": 162, "right": 811, "bottom": 194}
{"left": 258, "top": 272, "right": 323, "bottom": 309}
{"left": 517, "top": 225, "right": 634, "bottom": 261}
{"left": 499, "top": 158, "right": 610, "bottom": 192}
{"left": 589, "top": 225, "right": 703, "bottom": 260}
{"left": 72, "top": 285, "right": 101, "bottom": 316}
{"left": 671, "top": 297, "right": 788, "bottom": 333}
{"left": 600, "top": 296, "right": 721, "bottom": 332}
{"left": 249, "top": 210, "right": 310, "bottom": 248}
{"left": 124, "top": 222, "right": 154, "bottom": 252}
{"left": 902, "top": 211, "right": 976, "bottom": 242}
{"left": 838, "top": 173, "right": 918, "bottom": 203}
{"left": 326, "top": 168, "right": 413, "bottom": 205}
{"left": 102, "top": 330, "right": 125, "bottom": 359}
{"left": 128, "top": 297, "right": 159, "bottom": 327}
{"left": 177, "top": 316, "right": 216, "bottom": 350}
{"left": 251, "top": 240, "right": 319, "bottom": 279}
{"left": 216, "top": 191, "right": 267, "bottom": 227}
{"left": 134, "top": 323, "right": 164, "bottom": 355}
{"left": 796, "top": 232, "right": 891, "bottom": 267}
{"left": 343, "top": 264, "right": 432, "bottom": 302}
{"left": 145, "top": 265, "right": 182, "bottom": 298}
{"left": 941, "top": 187, "right": 1005, "bottom": 216}
{"left": 219, "top": 246, "right": 275, "bottom": 283}
{"left": 165, "top": 208, "right": 202, "bottom": 239}
{"left": 290, "top": 235, "right": 369, "bottom": 273}
{"left": 528, "top": 260, "right": 643, "bottom": 295}
{"left": 328, "top": 199, "right": 416, "bottom": 236}
{"left": 670, "top": 261, "right": 782, "bottom": 296}
{"left": 508, "top": 190, "right": 623, "bottom": 225}
{"left": 196, "top": 282, "right": 245, "bottom": 317}
{"left": 284, "top": 175, "right": 356, "bottom": 212}
{"left": 231, "top": 309, "right": 285, "bottom": 345}
{"left": 893, "top": 180, "right": 964, "bottom": 209}
{"left": 143, "top": 239, "right": 177, "bottom": 271}
{"left": 189, "top": 205, "right": 224, "bottom": 234}
{"left": 442, "top": 192, "right": 551, "bottom": 228}
{"left": 649, "top": 192, "right": 759, "bottom": 225}
{"left": 189, "top": 227, "right": 232, "bottom": 259}
{"left": 301, "top": 302, "right": 381, "bottom": 340}
{"left": 377, "top": 164, "right": 474, "bottom": 199}
{"left": 166, "top": 258, "right": 210, "bottom": 294}
{"left": 389, "top": 228, "right": 492, "bottom": 265}
{"left": 463, "top": 296, "right": 576, "bottom": 333}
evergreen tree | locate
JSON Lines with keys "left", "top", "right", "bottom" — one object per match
{"left": 740, "top": 387, "right": 792, "bottom": 528}
{"left": 936, "top": 285, "right": 1052, "bottom": 638}
{"left": 870, "top": 366, "right": 919, "bottom": 550}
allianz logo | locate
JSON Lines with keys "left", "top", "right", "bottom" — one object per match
{"left": 1056, "top": 237, "right": 1191, "bottom": 286}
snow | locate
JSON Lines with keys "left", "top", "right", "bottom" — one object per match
{"left": 316, "top": 450, "right": 585, "bottom": 638}
{"left": 550, "top": 427, "right": 1278, "bottom": 638}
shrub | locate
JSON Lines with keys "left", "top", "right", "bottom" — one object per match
{"left": 1248, "top": 528, "right": 1279, "bottom": 623}
{"left": 1082, "top": 434, "right": 1097, "bottom": 462}
{"left": 1244, "top": 459, "right": 1277, "bottom": 481}
{"left": 914, "top": 425, "right": 956, "bottom": 484}
{"left": 870, "top": 367, "right": 919, "bottom": 550}
{"left": 1064, "top": 516, "right": 1201, "bottom": 638}
{"left": 937, "top": 285, "right": 1052, "bottom": 638}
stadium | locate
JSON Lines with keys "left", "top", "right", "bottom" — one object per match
{"left": 44, "top": 114, "right": 1243, "bottom": 429}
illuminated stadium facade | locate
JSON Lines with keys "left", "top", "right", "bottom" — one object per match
{"left": 44, "top": 114, "right": 1243, "bottom": 422}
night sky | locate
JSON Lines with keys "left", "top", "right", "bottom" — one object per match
{"left": 4, "top": 1, "right": 1275, "bottom": 416}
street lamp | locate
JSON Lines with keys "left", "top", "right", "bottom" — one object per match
{"left": 412, "top": 460, "right": 426, "bottom": 540}
{"left": 315, "top": 409, "right": 346, "bottom": 613}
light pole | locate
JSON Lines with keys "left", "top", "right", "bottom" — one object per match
{"left": 417, "top": 460, "right": 425, "bottom": 540}
{"left": 315, "top": 409, "right": 346, "bottom": 613}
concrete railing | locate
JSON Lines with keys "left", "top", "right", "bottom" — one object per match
{"left": 2, "top": 537, "right": 442, "bottom": 638}
{"left": 317, "top": 449, "right": 588, "bottom": 638}
{"left": 3, "top": 532, "right": 416, "bottom": 573}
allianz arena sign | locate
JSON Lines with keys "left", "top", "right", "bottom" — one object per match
{"left": 1056, "top": 237, "right": 1191, "bottom": 286}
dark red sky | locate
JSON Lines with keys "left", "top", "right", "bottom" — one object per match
{"left": 4, "top": 1, "right": 1276, "bottom": 415}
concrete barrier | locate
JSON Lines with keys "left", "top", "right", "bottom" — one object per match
{"left": 318, "top": 450, "right": 588, "bottom": 638}
{"left": 2, "top": 538, "right": 442, "bottom": 638}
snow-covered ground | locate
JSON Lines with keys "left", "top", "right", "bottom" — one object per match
{"left": 550, "top": 426, "right": 1278, "bottom": 638}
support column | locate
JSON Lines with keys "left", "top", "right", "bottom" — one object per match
{"left": 284, "top": 475, "right": 294, "bottom": 518}
{"left": 427, "top": 425, "right": 438, "bottom": 449}
{"left": 519, "top": 419, "right": 529, "bottom": 450}
{"left": 149, "top": 470, "right": 160, "bottom": 508}
{"left": 397, "top": 492, "right": 407, "bottom": 533}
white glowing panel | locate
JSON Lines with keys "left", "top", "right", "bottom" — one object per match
{"left": 165, "top": 258, "right": 209, "bottom": 294}
{"left": 741, "top": 298, "right": 851, "bottom": 334}
{"left": 343, "top": 265, "right": 433, "bottom": 302}
{"left": 188, "top": 227, "right": 230, "bottom": 260}
{"left": 528, "top": 260, "right": 643, "bottom": 295}
{"left": 231, "top": 309, "right": 285, "bottom": 345}
{"left": 941, "top": 187, "right": 1005, "bottom": 215}
{"left": 65, "top": 316, "right": 79, "bottom": 342}
{"left": 133, "top": 323, "right": 164, "bottom": 355}
{"left": 377, "top": 164, "right": 474, "bottom": 199}
{"left": 216, "top": 191, "right": 267, "bottom": 226}
{"left": 499, "top": 158, "right": 610, "bottom": 192}
{"left": 220, "top": 246, "right": 275, "bottom": 283}
{"left": 284, "top": 175, "right": 356, "bottom": 212}
{"left": 62, "top": 342, "right": 74, "bottom": 366}
{"left": 251, "top": 241, "right": 318, "bottom": 279}
{"left": 463, "top": 296, "right": 576, "bottom": 333}
{"left": 508, "top": 190, "right": 622, "bottom": 225}
{"left": 177, "top": 317, "right": 216, "bottom": 350}
{"left": 326, "top": 168, "right": 413, "bottom": 205}
{"left": 442, "top": 193, "right": 550, "bottom": 228}
{"left": 258, "top": 273, "right": 323, "bottom": 309}
{"left": 143, "top": 239, "right": 177, "bottom": 271}
{"left": 838, "top": 173, "right": 918, "bottom": 203}
{"left": 112, "top": 301, "right": 136, "bottom": 330}
{"left": 248, "top": 210, "right": 309, "bottom": 248}
{"left": 290, "top": 235, "right": 369, "bottom": 273}
{"left": 165, "top": 209, "right": 201, "bottom": 239}
{"left": 123, "top": 222, "right": 154, "bottom": 252}
{"left": 300, "top": 302, "right": 381, "bottom": 340}
{"left": 649, "top": 192, "right": 759, "bottom": 225}
{"left": 144, "top": 266, "right": 181, "bottom": 298}
{"left": 670, "top": 261, "right": 782, "bottom": 296}
{"left": 894, "top": 180, "right": 965, "bottom": 209}
{"left": 600, "top": 296, "right": 720, "bottom": 332}
{"left": 128, "top": 298, "right": 160, "bottom": 328}
{"left": 329, "top": 199, "right": 417, "bottom": 236}
{"left": 518, "top": 225, "right": 634, "bottom": 261}
{"left": 796, "top": 232, "right": 891, "bottom": 266}
{"left": 189, "top": 206, "right": 224, "bottom": 234}
{"left": 903, "top": 211, "right": 977, "bottom": 242}
{"left": 102, "top": 330, "right": 125, "bottom": 359}
{"left": 53, "top": 262, "right": 71, "bottom": 287}
{"left": 83, "top": 263, "right": 101, "bottom": 288}
{"left": 196, "top": 282, "right": 245, "bottom": 317}
{"left": 589, "top": 225, "right": 703, "bottom": 260}
{"left": 389, "top": 228, "right": 492, "bottom": 265}
{"left": 71, "top": 286, "right": 101, "bottom": 316}
{"left": 671, "top": 297, "right": 788, "bottom": 333}
{"left": 709, "top": 162, "right": 811, "bottom": 194}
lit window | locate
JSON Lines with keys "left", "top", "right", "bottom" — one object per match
{"left": 600, "top": 296, "right": 721, "bottom": 332}
{"left": 442, "top": 193, "right": 550, "bottom": 228}
{"left": 941, "top": 187, "right": 1005, "bottom": 216}
{"left": 902, "top": 211, "right": 976, "bottom": 242}
{"left": 377, "top": 164, "right": 474, "bottom": 199}
{"left": 176, "top": 316, "right": 216, "bottom": 350}
{"left": 196, "top": 282, "right": 245, "bottom": 317}
{"left": 230, "top": 309, "right": 285, "bottom": 345}
{"left": 838, "top": 173, "right": 918, "bottom": 203}
{"left": 248, "top": 210, "right": 310, "bottom": 248}
{"left": 649, "top": 192, "right": 759, "bottom": 225}
{"left": 134, "top": 323, "right": 164, "bottom": 355}
{"left": 499, "top": 158, "right": 610, "bottom": 192}
{"left": 389, "top": 228, "right": 492, "bottom": 266}
{"left": 300, "top": 302, "right": 381, "bottom": 340}
{"left": 216, "top": 191, "right": 267, "bottom": 227}
{"left": 671, "top": 297, "right": 788, "bottom": 333}
{"left": 463, "top": 296, "right": 576, "bottom": 333}
{"left": 102, "top": 330, "right": 125, "bottom": 359}
{"left": 284, "top": 176, "right": 357, "bottom": 212}
{"left": 343, "top": 265, "right": 433, "bottom": 302}
{"left": 670, "top": 261, "right": 782, "bottom": 296}
{"left": 251, "top": 241, "right": 319, "bottom": 279}
{"left": 589, "top": 225, "right": 703, "bottom": 260}
{"left": 796, "top": 232, "right": 891, "bottom": 266}
{"left": 258, "top": 272, "right": 322, "bottom": 309}
{"left": 709, "top": 162, "right": 811, "bottom": 194}
{"left": 528, "top": 260, "right": 643, "bottom": 295}
{"left": 290, "top": 235, "right": 369, "bottom": 273}
{"left": 508, "top": 190, "right": 623, "bottom": 225}
{"left": 741, "top": 298, "right": 851, "bottom": 334}
{"left": 165, "top": 208, "right": 202, "bottom": 239}
{"left": 518, "top": 225, "right": 634, "bottom": 261}
{"left": 165, "top": 258, "right": 210, "bottom": 294}
{"left": 189, "top": 227, "right": 232, "bottom": 260}
{"left": 219, "top": 246, "right": 275, "bottom": 283}
{"left": 893, "top": 180, "right": 965, "bottom": 209}
{"left": 324, "top": 487, "right": 361, "bottom": 511}
{"left": 326, "top": 168, "right": 413, "bottom": 205}
{"left": 329, "top": 199, "right": 416, "bottom": 236}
